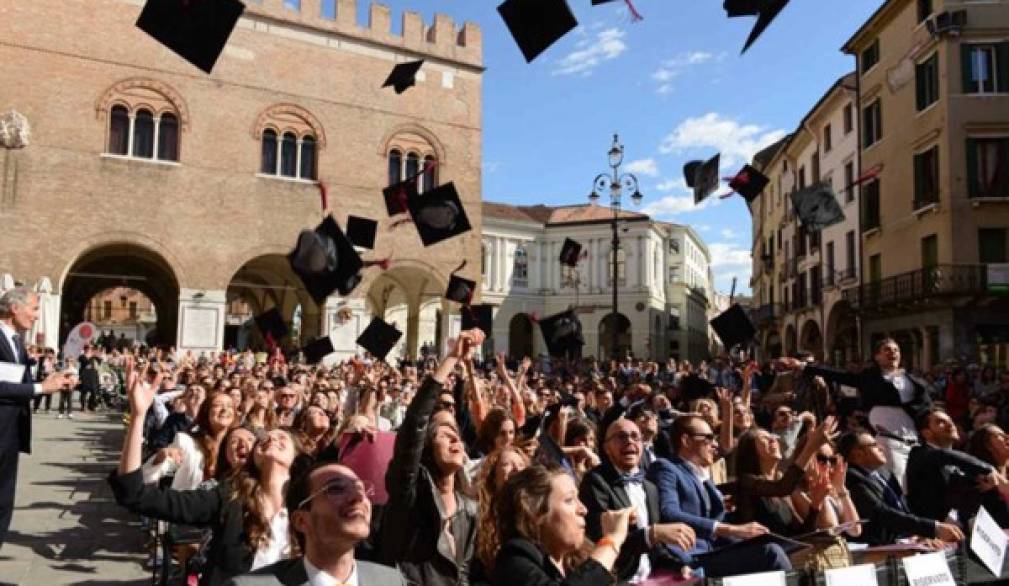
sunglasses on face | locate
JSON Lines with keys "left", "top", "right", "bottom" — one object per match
{"left": 299, "top": 478, "right": 375, "bottom": 509}
{"left": 607, "top": 431, "right": 643, "bottom": 444}
{"left": 815, "top": 454, "right": 838, "bottom": 465}
{"left": 690, "top": 432, "right": 716, "bottom": 443}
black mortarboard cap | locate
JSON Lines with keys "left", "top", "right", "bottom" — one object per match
{"left": 382, "top": 60, "right": 424, "bottom": 94}
{"left": 538, "top": 309, "right": 585, "bottom": 357}
{"left": 254, "top": 307, "right": 288, "bottom": 343}
{"left": 709, "top": 303, "right": 756, "bottom": 350}
{"left": 346, "top": 216, "right": 377, "bottom": 250}
{"left": 693, "top": 154, "right": 721, "bottom": 204}
{"left": 302, "top": 335, "right": 335, "bottom": 365}
{"left": 729, "top": 164, "right": 770, "bottom": 203}
{"left": 497, "top": 0, "right": 578, "bottom": 63}
{"left": 790, "top": 182, "right": 845, "bottom": 232}
{"left": 407, "top": 182, "right": 472, "bottom": 247}
{"left": 559, "top": 238, "right": 583, "bottom": 268}
{"left": 462, "top": 304, "right": 494, "bottom": 337}
{"left": 356, "top": 317, "right": 402, "bottom": 362}
{"left": 288, "top": 216, "right": 364, "bottom": 304}
{"left": 683, "top": 161, "right": 702, "bottom": 188}
{"left": 135, "top": 0, "right": 245, "bottom": 74}
{"left": 723, "top": 0, "right": 790, "bottom": 54}
{"left": 446, "top": 274, "right": 476, "bottom": 305}
{"left": 383, "top": 177, "right": 418, "bottom": 217}
{"left": 679, "top": 374, "right": 715, "bottom": 402}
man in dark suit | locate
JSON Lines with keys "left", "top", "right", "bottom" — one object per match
{"left": 836, "top": 431, "right": 963, "bottom": 545}
{"left": 0, "top": 287, "right": 76, "bottom": 549}
{"left": 579, "top": 418, "right": 695, "bottom": 582}
{"left": 647, "top": 415, "right": 792, "bottom": 578}
{"left": 224, "top": 460, "right": 405, "bottom": 586}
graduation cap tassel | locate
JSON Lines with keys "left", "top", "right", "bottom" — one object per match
{"left": 451, "top": 260, "right": 467, "bottom": 275}
{"left": 364, "top": 258, "right": 392, "bottom": 271}
{"left": 317, "top": 181, "right": 330, "bottom": 214}
{"left": 624, "top": 0, "right": 644, "bottom": 21}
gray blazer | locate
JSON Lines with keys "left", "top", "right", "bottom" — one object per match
{"left": 224, "top": 557, "right": 406, "bottom": 586}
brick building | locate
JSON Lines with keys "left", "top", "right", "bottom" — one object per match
{"left": 0, "top": 0, "right": 484, "bottom": 360}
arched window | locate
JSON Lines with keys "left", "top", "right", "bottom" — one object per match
{"left": 132, "top": 109, "right": 155, "bottom": 158}
{"left": 280, "top": 132, "right": 298, "bottom": 177}
{"left": 300, "top": 135, "right": 316, "bottom": 180}
{"left": 108, "top": 105, "right": 130, "bottom": 155}
{"left": 158, "top": 113, "right": 179, "bottom": 161}
{"left": 422, "top": 155, "right": 436, "bottom": 192}
{"left": 388, "top": 149, "right": 403, "bottom": 185}
{"left": 405, "top": 152, "right": 420, "bottom": 182}
{"left": 261, "top": 129, "right": 278, "bottom": 174}
{"left": 513, "top": 246, "right": 528, "bottom": 287}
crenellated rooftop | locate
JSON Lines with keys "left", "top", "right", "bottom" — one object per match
{"left": 242, "top": 0, "right": 483, "bottom": 69}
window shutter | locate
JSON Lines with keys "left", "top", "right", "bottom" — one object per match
{"left": 966, "top": 138, "right": 978, "bottom": 198}
{"left": 916, "top": 62, "right": 927, "bottom": 110}
{"left": 998, "top": 42, "right": 1009, "bottom": 93}
{"left": 961, "top": 43, "right": 974, "bottom": 93}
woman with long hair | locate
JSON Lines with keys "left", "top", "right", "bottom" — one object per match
{"left": 492, "top": 465, "right": 632, "bottom": 585}
{"left": 109, "top": 359, "right": 307, "bottom": 585}
{"left": 967, "top": 424, "right": 1009, "bottom": 526}
{"left": 293, "top": 404, "right": 337, "bottom": 457}
{"left": 475, "top": 446, "right": 531, "bottom": 575}
{"left": 215, "top": 426, "right": 256, "bottom": 482}
{"left": 476, "top": 407, "right": 517, "bottom": 456}
{"left": 142, "top": 391, "right": 237, "bottom": 489}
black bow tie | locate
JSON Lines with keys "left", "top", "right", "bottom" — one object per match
{"left": 618, "top": 471, "right": 645, "bottom": 486}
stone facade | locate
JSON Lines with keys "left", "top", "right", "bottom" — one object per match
{"left": 0, "top": 0, "right": 483, "bottom": 359}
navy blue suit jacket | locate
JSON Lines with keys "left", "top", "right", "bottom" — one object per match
{"left": 0, "top": 330, "right": 33, "bottom": 455}
{"left": 647, "top": 455, "right": 730, "bottom": 564}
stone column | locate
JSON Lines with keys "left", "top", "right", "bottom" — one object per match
{"left": 177, "top": 288, "right": 227, "bottom": 353}
{"left": 323, "top": 296, "right": 367, "bottom": 363}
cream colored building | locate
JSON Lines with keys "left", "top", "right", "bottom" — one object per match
{"left": 842, "top": 0, "right": 1009, "bottom": 367}
{"left": 479, "top": 203, "right": 715, "bottom": 362}
{"left": 0, "top": 0, "right": 483, "bottom": 360}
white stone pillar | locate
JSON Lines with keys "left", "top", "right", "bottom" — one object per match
{"left": 177, "top": 288, "right": 227, "bottom": 354}
{"left": 323, "top": 296, "right": 367, "bottom": 364}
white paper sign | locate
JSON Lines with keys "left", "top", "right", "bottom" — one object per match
{"left": 825, "top": 563, "right": 878, "bottom": 586}
{"left": 901, "top": 551, "right": 956, "bottom": 586}
{"left": 972, "top": 506, "right": 1008, "bottom": 576}
{"left": 722, "top": 571, "right": 786, "bottom": 586}
{"left": 0, "top": 361, "right": 26, "bottom": 384}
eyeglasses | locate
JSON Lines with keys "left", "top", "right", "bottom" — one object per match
{"left": 690, "top": 432, "right": 716, "bottom": 443}
{"left": 438, "top": 401, "right": 456, "bottom": 411}
{"left": 815, "top": 454, "right": 838, "bottom": 465}
{"left": 606, "top": 431, "right": 643, "bottom": 444}
{"left": 298, "top": 478, "right": 375, "bottom": 509}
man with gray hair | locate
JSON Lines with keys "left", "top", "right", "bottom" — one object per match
{"left": 0, "top": 286, "right": 77, "bottom": 549}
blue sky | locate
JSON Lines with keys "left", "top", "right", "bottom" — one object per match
{"left": 340, "top": 0, "right": 885, "bottom": 293}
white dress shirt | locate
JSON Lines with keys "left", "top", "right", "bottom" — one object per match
{"left": 622, "top": 467, "right": 652, "bottom": 584}
{"left": 250, "top": 508, "right": 291, "bottom": 571}
{"left": 305, "top": 557, "right": 358, "bottom": 586}
{"left": 0, "top": 321, "right": 42, "bottom": 395}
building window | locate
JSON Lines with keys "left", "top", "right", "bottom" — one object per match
{"left": 916, "top": 52, "right": 939, "bottom": 111}
{"left": 259, "top": 128, "right": 317, "bottom": 180}
{"left": 798, "top": 166, "right": 807, "bottom": 190}
{"left": 102, "top": 83, "right": 184, "bottom": 162}
{"left": 863, "top": 100, "right": 882, "bottom": 147}
{"left": 513, "top": 246, "right": 528, "bottom": 287}
{"left": 610, "top": 247, "right": 626, "bottom": 286}
{"left": 668, "top": 266, "right": 679, "bottom": 283}
{"left": 261, "top": 129, "right": 278, "bottom": 174}
{"left": 158, "top": 113, "right": 179, "bottom": 161}
{"left": 864, "top": 179, "right": 881, "bottom": 230}
{"left": 843, "top": 103, "right": 853, "bottom": 134}
{"left": 103, "top": 300, "right": 113, "bottom": 320}
{"left": 423, "top": 155, "right": 436, "bottom": 192}
{"left": 824, "top": 124, "right": 832, "bottom": 153}
{"left": 917, "top": 0, "right": 932, "bottom": 23}
{"left": 481, "top": 243, "right": 487, "bottom": 278}
{"left": 132, "top": 109, "right": 155, "bottom": 158}
{"left": 129, "top": 301, "right": 138, "bottom": 319}
{"left": 962, "top": 43, "right": 1008, "bottom": 94}
{"left": 861, "top": 39, "right": 880, "bottom": 74}
{"left": 966, "top": 138, "right": 1009, "bottom": 198}
{"left": 979, "top": 229, "right": 1007, "bottom": 263}
{"left": 108, "top": 105, "right": 130, "bottom": 155}
{"left": 844, "top": 161, "right": 855, "bottom": 203}
{"left": 388, "top": 149, "right": 403, "bottom": 185}
{"left": 386, "top": 132, "right": 439, "bottom": 192}
{"left": 913, "top": 146, "right": 940, "bottom": 208}
{"left": 300, "top": 136, "right": 317, "bottom": 180}
{"left": 845, "top": 230, "right": 856, "bottom": 273}
{"left": 280, "top": 132, "right": 298, "bottom": 177}
{"left": 669, "top": 239, "right": 680, "bottom": 254}
{"left": 921, "top": 234, "right": 938, "bottom": 268}
{"left": 826, "top": 241, "right": 835, "bottom": 285}
{"left": 405, "top": 152, "right": 420, "bottom": 181}
{"left": 811, "top": 152, "right": 820, "bottom": 183}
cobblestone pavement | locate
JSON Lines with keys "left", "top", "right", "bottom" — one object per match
{"left": 0, "top": 409, "right": 149, "bottom": 585}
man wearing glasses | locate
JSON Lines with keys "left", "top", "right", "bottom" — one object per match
{"left": 225, "top": 461, "right": 405, "bottom": 585}
{"left": 580, "top": 418, "right": 697, "bottom": 583}
{"left": 648, "top": 415, "right": 792, "bottom": 578}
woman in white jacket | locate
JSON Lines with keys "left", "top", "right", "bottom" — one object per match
{"left": 142, "top": 392, "right": 237, "bottom": 489}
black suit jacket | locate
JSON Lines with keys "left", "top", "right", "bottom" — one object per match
{"left": 0, "top": 330, "right": 33, "bottom": 455}
{"left": 905, "top": 444, "right": 993, "bottom": 522}
{"left": 845, "top": 465, "right": 936, "bottom": 545}
{"left": 492, "top": 538, "right": 613, "bottom": 586}
{"left": 578, "top": 462, "right": 679, "bottom": 582}
{"left": 804, "top": 364, "right": 933, "bottom": 423}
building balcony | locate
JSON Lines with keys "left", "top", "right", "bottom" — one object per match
{"left": 749, "top": 303, "right": 783, "bottom": 327}
{"left": 843, "top": 264, "right": 988, "bottom": 312}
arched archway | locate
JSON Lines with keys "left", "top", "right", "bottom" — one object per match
{"left": 764, "top": 331, "right": 783, "bottom": 359}
{"left": 226, "top": 254, "right": 321, "bottom": 351}
{"left": 784, "top": 324, "right": 797, "bottom": 358}
{"left": 60, "top": 243, "right": 180, "bottom": 347}
{"left": 509, "top": 313, "right": 534, "bottom": 359}
{"left": 599, "top": 312, "right": 632, "bottom": 359}
{"left": 825, "top": 300, "right": 858, "bottom": 365}
{"left": 366, "top": 265, "right": 444, "bottom": 361}
{"left": 799, "top": 320, "right": 823, "bottom": 360}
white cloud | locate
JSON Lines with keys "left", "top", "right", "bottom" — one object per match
{"left": 656, "top": 177, "right": 687, "bottom": 193}
{"left": 697, "top": 224, "right": 712, "bottom": 232}
{"left": 720, "top": 228, "right": 737, "bottom": 239}
{"left": 650, "top": 51, "right": 723, "bottom": 94}
{"left": 707, "top": 242, "right": 753, "bottom": 292}
{"left": 659, "top": 112, "right": 788, "bottom": 169}
{"left": 641, "top": 195, "right": 705, "bottom": 218}
{"left": 553, "top": 28, "right": 627, "bottom": 77}
{"left": 483, "top": 161, "right": 501, "bottom": 174}
{"left": 624, "top": 158, "right": 659, "bottom": 177}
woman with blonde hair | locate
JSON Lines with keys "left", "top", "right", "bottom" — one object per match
{"left": 475, "top": 446, "right": 531, "bottom": 575}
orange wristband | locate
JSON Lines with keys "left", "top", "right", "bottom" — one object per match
{"left": 596, "top": 536, "right": 619, "bottom": 556}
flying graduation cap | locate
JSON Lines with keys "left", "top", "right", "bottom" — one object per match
{"left": 790, "top": 182, "right": 845, "bottom": 232}
{"left": 683, "top": 154, "right": 721, "bottom": 204}
{"left": 288, "top": 215, "right": 364, "bottom": 304}
{"left": 559, "top": 238, "right": 584, "bottom": 268}
{"left": 407, "top": 182, "right": 472, "bottom": 247}
{"left": 462, "top": 304, "right": 494, "bottom": 338}
{"left": 726, "top": 164, "right": 770, "bottom": 202}
{"left": 538, "top": 309, "right": 585, "bottom": 357}
{"left": 356, "top": 317, "right": 403, "bottom": 362}
{"left": 723, "top": 0, "right": 791, "bottom": 54}
{"left": 346, "top": 216, "right": 378, "bottom": 250}
{"left": 135, "top": 0, "right": 245, "bottom": 74}
{"left": 253, "top": 307, "right": 288, "bottom": 348}
{"left": 591, "top": 0, "right": 644, "bottom": 21}
{"left": 498, "top": 0, "right": 578, "bottom": 63}
{"left": 445, "top": 261, "right": 476, "bottom": 305}
{"left": 383, "top": 60, "right": 424, "bottom": 94}
{"left": 301, "top": 334, "right": 336, "bottom": 365}
{"left": 709, "top": 303, "right": 756, "bottom": 350}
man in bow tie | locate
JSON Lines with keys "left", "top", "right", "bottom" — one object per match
{"left": 0, "top": 287, "right": 77, "bottom": 549}
{"left": 580, "top": 418, "right": 695, "bottom": 583}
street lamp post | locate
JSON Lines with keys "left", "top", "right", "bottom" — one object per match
{"left": 588, "top": 134, "right": 643, "bottom": 361}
